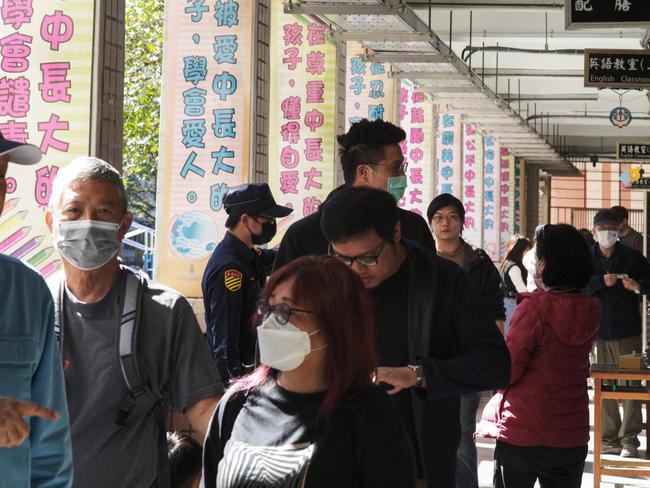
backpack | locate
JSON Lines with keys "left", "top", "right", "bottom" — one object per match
{"left": 51, "top": 266, "right": 164, "bottom": 425}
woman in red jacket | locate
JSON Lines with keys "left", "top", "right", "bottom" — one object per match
{"left": 478, "top": 224, "right": 602, "bottom": 488}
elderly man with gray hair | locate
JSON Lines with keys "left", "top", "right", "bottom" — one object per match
{"left": 45, "top": 156, "right": 222, "bottom": 488}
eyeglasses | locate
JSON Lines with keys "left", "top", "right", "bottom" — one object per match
{"left": 328, "top": 240, "right": 387, "bottom": 267}
{"left": 432, "top": 214, "right": 461, "bottom": 224}
{"left": 369, "top": 161, "right": 408, "bottom": 176}
{"left": 255, "top": 299, "right": 315, "bottom": 325}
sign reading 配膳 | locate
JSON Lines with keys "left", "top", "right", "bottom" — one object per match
{"left": 345, "top": 41, "right": 394, "bottom": 129}
{"left": 461, "top": 122, "right": 484, "bottom": 249}
{"left": 567, "top": 0, "right": 650, "bottom": 30}
{"left": 0, "top": 1, "right": 94, "bottom": 278}
{"left": 584, "top": 49, "right": 650, "bottom": 89}
{"left": 482, "top": 134, "right": 501, "bottom": 261}
{"left": 155, "top": 0, "right": 252, "bottom": 297}
{"left": 268, "top": 2, "right": 338, "bottom": 246}
{"left": 617, "top": 142, "right": 650, "bottom": 159}
{"left": 398, "top": 81, "right": 434, "bottom": 217}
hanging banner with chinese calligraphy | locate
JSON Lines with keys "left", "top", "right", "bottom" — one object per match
{"left": 514, "top": 158, "right": 525, "bottom": 234}
{"left": 482, "top": 134, "right": 500, "bottom": 261}
{"left": 462, "top": 122, "right": 484, "bottom": 249}
{"left": 397, "top": 81, "right": 434, "bottom": 217}
{"left": 0, "top": 1, "right": 94, "bottom": 278}
{"left": 154, "top": 0, "right": 252, "bottom": 297}
{"left": 499, "top": 147, "right": 516, "bottom": 255}
{"left": 345, "top": 41, "right": 394, "bottom": 128}
{"left": 436, "top": 109, "right": 462, "bottom": 197}
{"left": 268, "top": 2, "right": 337, "bottom": 245}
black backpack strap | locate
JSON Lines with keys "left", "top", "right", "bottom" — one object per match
{"left": 115, "top": 269, "right": 164, "bottom": 426}
{"left": 217, "top": 389, "right": 246, "bottom": 450}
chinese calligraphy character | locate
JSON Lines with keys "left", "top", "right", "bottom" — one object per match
{"left": 281, "top": 121, "right": 300, "bottom": 144}
{"left": 212, "top": 108, "right": 236, "bottom": 138}
{"left": 574, "top": 0, "right": 593, "bottom": 12}
{"left": 183, "top": 87, "right": 207, "bottom": 116}
{"left": 304, "top": 138, "right": 322, "bottom": 161}
{"left": 180, "top": 151, "right": 205, "bottom": 178}
{"left": 306, "top": 80, "right": 324, "bottom": 104}
{"left": 210, "top": 182, "right": 229, "bottom": 212}
{"left": 306, "top": 51, "right": 325, "bottom": 75}
{"left": 614, "top": 0, "right": 632, "bottom": 12}
{"left": 0, "top": 32, "right": 31, "bottom": 72}
{"left": 280, "top": 171, "right": 299, "bottom": 194}
{"left": 37, "top": 113, "right": 68, "bottom": 153}
{"left": 350, "top": 56, "right": 366, "bottom": 75}
{"left": 185, "top": 0, "right": 208, "bottom": 22}
{"left": 40, "top": 10, "right": 73, "bottom": 51}
{"left": 303, "top": 167, "right": 322, "bottom": 190}
{"left": 214, "top": 0, "right": 239, "bottom": 27}
{"left": 0, "top": 76, "right": 29, "bottom": 117}
{"left": 304, "top": 109, "right": 324, "bottom": 132}
{"left": 213, "top": 35, "right": 238, "bottom": 64}
{"left": 183, "top": 56, "right": 207, "bottom": 85}
{"left": 39, "top": 62, "right": 71, "bottom": 103}
{"left": 281, "top": 96, "right": 301, "bottom": 120}
{"left": 211, "top": 146, "right": 235, "bottom": 174}
{"left": 307, "top": 23, "right": 326, "bottom": 46}
{"left": 283, "top": 23, "right": 303, "bottom": 46}
{"left": 282, "top": 47, "right": 301, "bottom": 70}
{"left": 34, "top": 165, "right": 57, "bottom": 206}
{"left": 1, "top": 0, "right": 33, "bottom": 30}
{"left": 181, "top": 119, "right": 206, "bottom": 149}
{"left": 212, "top": 71, "right": 237, "bottom": 100}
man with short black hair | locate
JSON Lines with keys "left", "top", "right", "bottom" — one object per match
{"left": 202, "top": 183, "right": 292, "bottom": 383}
{"left": 320, "top": 186, "right": 510, "bottom": 488}
{"left": 273, "top": 119, "right": 434, "bottom": 270}
{"left": 427, "top": 193, "right": 505, "bottom": 488}
{"left": 589, "top": 208, "right": 650, "bottom": 458}
{"left": 611, "top": 205, "right": 644, "bottom": 254}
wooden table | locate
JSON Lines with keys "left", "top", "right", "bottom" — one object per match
{"left": 591, "top": 364, "right": 650, "bottom": 487}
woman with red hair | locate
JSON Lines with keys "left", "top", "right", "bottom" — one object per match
{"left": 202, "top": 256, "right": 415, "bottom": 488}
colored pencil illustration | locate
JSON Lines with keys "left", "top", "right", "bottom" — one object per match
{"left": 10, "top": 236, "right": 43, "bottom": 260}
{"left": 39, "top": 260, "right": 61, "bottom": 278}
{"left": 0, "top": 198, "right": 19, "bottom": 216}
{"left": 0, "top": 210, "right": 28, "bottom": 236}
{"left": 0, "top": 226, "right": 31, "bottom": 254}
{"left": 27, "top": 247, "right": 54, "bottom": 268}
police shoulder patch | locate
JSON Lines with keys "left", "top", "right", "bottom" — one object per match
{"left": 224, "top": 269, "right": 243, "bottom": 292}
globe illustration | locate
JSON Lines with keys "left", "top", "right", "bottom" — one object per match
{"left": 169, "top": 211, "right": 218, "bottom": 260}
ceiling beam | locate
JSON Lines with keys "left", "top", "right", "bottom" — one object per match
{"left": 477, "top": 69, "right": 584, "bottom": 78}
{"left": 364, "top": 53, "right": 448, "bottom": 63}
{"left": 329, "top": 31, "right": 434, "bottom": 43}
{"left": 410, "top": 0, "right": 562, "bottom": 7}
{"left": 502, "top": 94, "right": 600, "bottom": 102}
{"left": 284, "top": 2, "right": 403, "bottom": 16}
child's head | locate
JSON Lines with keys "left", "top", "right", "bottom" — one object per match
{"left": 167, "top": 431, "right": 202, "bottom": 488}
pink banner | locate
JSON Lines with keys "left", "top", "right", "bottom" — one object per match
{"left": 482, "top": 134, "right": 500, "bottom": 260}
{"left": 462, "top": 122, "right": 484, "bottom": 249}
{"left": 436, "top": 110, "right": 462, "bottom": 197}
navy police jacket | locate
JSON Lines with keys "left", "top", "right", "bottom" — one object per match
{"left": 201, "top": 232, "right": 275, "bottom": 383}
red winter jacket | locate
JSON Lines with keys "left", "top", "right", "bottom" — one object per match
{"left": 479, "top": 291, "right": 602, "bottom": 448}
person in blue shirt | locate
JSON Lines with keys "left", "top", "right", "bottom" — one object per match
{"left": 0, "top": 132, "right": 73, "bottom": 487}
{"left": 202, "top": 183, "right": 292, "bottom": 384}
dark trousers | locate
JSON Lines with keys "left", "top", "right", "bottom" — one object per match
{"left": 493, "top": 441, "right": 587, "bottom": 488}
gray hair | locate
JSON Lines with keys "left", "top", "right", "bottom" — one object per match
{"left": 49, "top": 156, "right": 128, "bottom": 213}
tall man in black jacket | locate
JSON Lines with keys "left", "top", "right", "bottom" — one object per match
{"left": 588, "top": 208, "right": 650, "bottom": 458}
{"left": 273, "top": 119, "right": 434, "bottom": 270}
{"left": 320, "top": 187, "right": 510, "bottom": 488}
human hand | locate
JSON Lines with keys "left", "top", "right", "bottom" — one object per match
{"left": 0, "top": 397, "right": 59, "bottom": 447}
{"left": 374, "top": 367, "right": 417, "bottom": 395}
{"left": 604, "top": 274, "right": 618, "bottom": 287}
{"left": 622, "top": 277, "right": 640, "bottom": 293}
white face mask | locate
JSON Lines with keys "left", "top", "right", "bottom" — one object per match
{"left": 257, "top": 313, "right": 326, "bottom": 372}
{"left": 596, "top": 230, "right": 618, "bottom": 249}
{"left": 54, "top": 219, "right": 121, "bottom": 271}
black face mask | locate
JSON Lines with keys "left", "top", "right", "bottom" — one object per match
{"left": 251, "top": 218, "right": 277, "bottom": 245}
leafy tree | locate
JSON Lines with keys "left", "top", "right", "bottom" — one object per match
{"left": 122, "top": 0, "right": 164, "bottom": 227}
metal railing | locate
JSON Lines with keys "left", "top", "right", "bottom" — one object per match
{"left": 122, "top": 221, "right": 155, "bottom": 276}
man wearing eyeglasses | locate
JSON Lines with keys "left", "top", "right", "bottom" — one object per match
{"left": 273, "top": 119, "right": 434, "bottom": 271}
{"left": 201, "top": 183, "right": 293, "bottom": 384}
{"left": 320, "top": 186, "right": 510, "bottom": 488}
{"left": 427, "top": 193, "right": 505, "bottom": 488}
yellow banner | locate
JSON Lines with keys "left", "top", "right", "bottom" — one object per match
{"left": 268, "top": 1, "right": 337, "bottom": 245}
{"left": 0, "top": 2, "right": 94, "bottom": 277}
{"left": 155, "top": 0, "right": 253, "bottom": 297}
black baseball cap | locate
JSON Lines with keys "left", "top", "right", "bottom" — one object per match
{"left": 223, "top": 183, "right": 293, "bottom": 218}
{"left": 593, "top": 208, "right": 621, "bottom": 227}
{"left": 0, "top": 132, "right": 42, "bottom": 165}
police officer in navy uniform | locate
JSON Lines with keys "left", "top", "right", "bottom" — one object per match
{"left": 201, "top": 183, "right": 293, "bottom": 384}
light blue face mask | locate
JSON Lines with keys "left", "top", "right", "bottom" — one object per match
{"left": 366, "top": 166, "right": 408, "bottom": 201}
{"left": 55, "top": 219, "right": 121, "bottom": 270}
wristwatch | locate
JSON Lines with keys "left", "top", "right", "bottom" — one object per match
{"left": 407, "top": 363, "right": 425, "bottom": 388}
